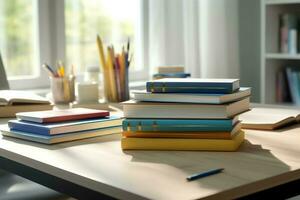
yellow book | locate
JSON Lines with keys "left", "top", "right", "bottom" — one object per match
{"left": 121, "top": 131, "right": 244, "bottom": 151}
{"left": 123, "top": 132, "right": 234, "bottom": 139}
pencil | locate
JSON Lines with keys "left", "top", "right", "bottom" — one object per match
{"left": 96, "top": 35, "right": 110, "bottom": 100}
{"left": 186, "top": 168, "right": 224, "bottom": 181}
{"left": 107, "top": 46, "right": 117, "bottom": 101}
{"left": 96, "top": 35, "right": 107, "bottom": 71}
{"left": 42, "top": 64, "right": 56, "bottom": 77}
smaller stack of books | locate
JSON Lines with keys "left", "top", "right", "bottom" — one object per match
{"left": 121, "top": 78, "right": 251, "bottom": 151}
{"left": 152, "top": 66, "right": 190, "bottom": 79}
{"left": 0, "top": 108, "right": 122, "bottom": 144}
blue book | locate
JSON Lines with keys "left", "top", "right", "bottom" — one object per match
{"left": 286, "top": 67, "right": 300, "bottom": 105}
{"left": 146, "top": 78, "right": 240, "bottom": 94}
{"left": 122, "top": 117, "right": 238, "bottom": 132}
{"left": 8, "top": 116, "right": 122, "bottom": 136}
{"left": 153, "top": 72, "right": 191, "bottom": 79}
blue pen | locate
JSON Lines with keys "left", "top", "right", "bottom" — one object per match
{"left": 186, "top": 168, "right": 224, "bottom": 181}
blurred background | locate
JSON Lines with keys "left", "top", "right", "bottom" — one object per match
{"left": 0, "top": 0, "right": 299, "bottom": 105}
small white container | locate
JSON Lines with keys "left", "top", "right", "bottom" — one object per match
{"left": 84, "top": 66, "right": 100, "bottom": 83}
{"left": 76, "top": 82, "right": 99, "bottom": 103}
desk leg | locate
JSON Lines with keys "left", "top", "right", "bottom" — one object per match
{"left": 0, "top": 156, "right": 116, "bottom": 200}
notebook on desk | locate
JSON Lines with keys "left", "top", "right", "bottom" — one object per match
{"left": 0, "top": 90, "right": 53, "bottom": 117}
{"left": 240, "top": 107, "right": 300, "bottom": 130}
{"left": 0, "top": 90, "right": 50, "bottom": 106}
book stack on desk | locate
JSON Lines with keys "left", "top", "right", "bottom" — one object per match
{"left": 0, "top": 108, "right": 122, "bottom": 144}
{"left": 121, "top": 78, "right": 251, "bottom": 151}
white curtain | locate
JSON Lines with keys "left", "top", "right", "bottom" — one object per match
{"left": 146, "top": 0, "right": 240, "bottom": 79}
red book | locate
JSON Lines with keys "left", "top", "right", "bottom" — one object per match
{"left": 16, "top": 108, "right": 110, "bottom": 123}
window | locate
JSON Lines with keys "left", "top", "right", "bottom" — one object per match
{"left": 65, "top": 0, "right": 141, "bottom": 74}
{"left": 0, "top": 0, "right": 147, "bottom": 90}
{"left": 0, "top": 0, "right": 39, "bottom": 78}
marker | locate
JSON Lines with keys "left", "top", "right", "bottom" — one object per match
{"left": 186, "top": 168, "right": 224, "bottom": 181}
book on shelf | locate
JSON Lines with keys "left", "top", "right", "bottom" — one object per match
{"left": 8, "top": 115, "right": 122, "bottom": 136}
{"left": 122, "top": 117, "right": 239, "bottom": 132}
{"left": 276, "top": 68, "right": 292, "bottom": 103}
{"left": 0, "top": 90, "right": 50, "bottom": 106}
{"left": 122, "top": 97, "right": 250, "bottom": 119}
{"left": 16, "top": 108, "right": 110, "bottom": 123}
{"left": 122, "top": 123, "right": 241, "bottom": 139}
{"left": 279, "top": 14, "right": 298, "bottom": 54}
{"left": 240, "top": 107, "right": 300, "bottom": 130}
{"left": 0, "top": 104, "right": 53, "bottom": 118}
{"left": 132, "top": 87, "right": 251, "bottom": 104}
{"left": 121, "top": 130, "right": 244, "bottom": 151}
{"left": 286, "top": 67, "right": 300, "bottom": 105}
{"left": 0, "top": 125, "right": 122, "bottom": 144}
{"left": 146, "top": 78, "right": 240, "bottom": 94}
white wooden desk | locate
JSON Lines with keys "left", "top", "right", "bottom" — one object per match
{"left": 1, "top": 118, "right": 300, "bottom": 199}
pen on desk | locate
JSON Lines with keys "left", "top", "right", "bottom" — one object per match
{"left": 186, "top": 168, "right": 224, "bottom": 181}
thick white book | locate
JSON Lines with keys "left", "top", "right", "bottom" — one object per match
{"left": 123, "top": 97, "right": 250, "bottom": 119}
{"left": 132, "top": 87, "right": 251, "bottom": 104}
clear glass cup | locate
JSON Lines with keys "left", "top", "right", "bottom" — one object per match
{"left": 50, "top": 76, "right": 75, "bottom": 104}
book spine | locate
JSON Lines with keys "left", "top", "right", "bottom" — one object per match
{"left": 122, "top": 119, "right": 234, "bottom": 132}
{"left": 276, "top": 69, "right": 283, "bottom": 103}
{"left": 122, "top": 132, "right": 233, "bottom": 139}
{"left": 280, "top": 14, "right": 298, "bottom": 54}
{"left": 280, "top": 14, "right": 289, "bottom": 53}
{"left": 8, "top": 122, "right": 50, "bottom": 136}
{"left": 121, "top": 131, "right": 244, "bottom": 151}
{"left": 146, "top": 82, "right": 234, "bottom": 93}
{"left": 288, "top": 29, "right": 298, "bottom": 54}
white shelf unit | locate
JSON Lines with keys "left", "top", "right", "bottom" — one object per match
{"left": 261, "top": 0, "right": 300, "bottom": 104}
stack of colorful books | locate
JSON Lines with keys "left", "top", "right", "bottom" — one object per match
{"left": 121, "top": 78, "right": 251, "bottom": 151}
{"left": 0, "top": 108, "right": 122, "bottom": 144}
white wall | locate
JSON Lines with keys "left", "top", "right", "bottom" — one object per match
{"left": 200, "top": 0, "right": 240, "bottom": 79}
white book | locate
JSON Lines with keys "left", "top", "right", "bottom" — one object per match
{"left": 132, "top": 87, "right": 251, "bottom": 104}
{"left": 122, "top": 97, "right": 250, "bottom": 119}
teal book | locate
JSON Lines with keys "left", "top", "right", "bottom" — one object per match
{"left": 122, "top": 117, "right": 238, "bottom": 132}
{"left": 146, "top": 78, "right": 240, "bottom": 94}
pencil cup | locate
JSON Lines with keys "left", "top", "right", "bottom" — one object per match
{"left": 102, "top": 71, "right": 129, "bottom": 103}
{"left": 50, "top": 76, "right": 75, "bottom": 104}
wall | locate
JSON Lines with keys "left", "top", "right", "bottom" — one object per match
{"left": 238, "top": 0, "right": 261, "bottom": 102}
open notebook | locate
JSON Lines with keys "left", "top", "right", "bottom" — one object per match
{"left": 240, "top": 107, "right": 300, "bottom": 130}
{"left": 0, "top": 90, "right": 50, "bottom": 106}
{"left": 0, "top": 90, "right": 52, "bottom": 117}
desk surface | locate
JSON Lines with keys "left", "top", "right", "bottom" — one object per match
{"left": 1, "top": 119, "right": 300, "bottom": 200}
